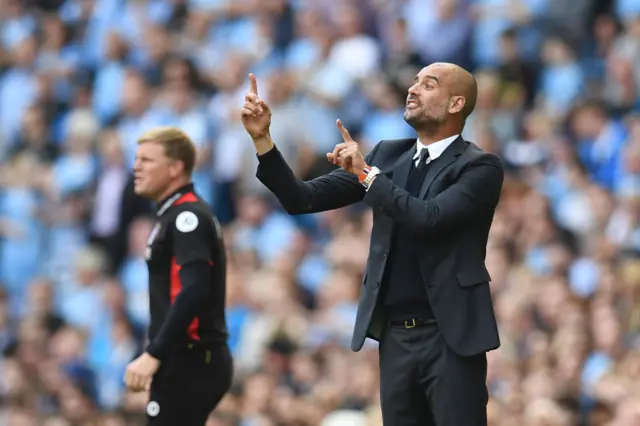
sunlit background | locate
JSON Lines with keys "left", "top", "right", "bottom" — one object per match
{"left": 1, "top": 0, "right": 640, "bottom": 425}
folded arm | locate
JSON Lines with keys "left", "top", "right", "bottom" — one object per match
{"left": 256, "top": 141, "right": 382, "bottom": 215}
{"left": 363, "top": 154, "right": 504, "bottom": 235}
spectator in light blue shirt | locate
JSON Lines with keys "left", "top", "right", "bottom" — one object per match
{"left": 58, "top": 246, "right": 108, "bottom": 334}
{"left": 615, "top": 0, "right": 640, "bottom": 19}
{"left": 402, "top": 0, "right": 471, "bottom": 66}
{"left": 472, "top": 0, "right": 548, "bottom": 67}
{"left": 0, "top": 155, "right": 45, "bottom": 316}
{"left": 360, "top": 79, "right": 416, "bottom": 147}
{"left": 539, "top": 37, "right": 586, "bottom": 116}
{"left": 0, "top": 36, "right": 39, "bottom": 148}
{"left": 36, "top": 16, "right": 82, "bottom": 104}
{"left": 119, "top": 217, "right": 153, "bottom": 329}
{"left": 92, "top": 32, "right": 128, "bottom": 125}
{"left": 1, "top": 2, "right": 35, "bottom": 51}
{"left": 116, "top": 0, "right": 174, "bottom": 67}
{"left": 53, "top": 109, "right": 99, "bottom": 198}
{"left": 60, "top": 0, "right": 121, "bottom": 69}
{"left": 571, "top": 102, "right": 628, "bottom": 191}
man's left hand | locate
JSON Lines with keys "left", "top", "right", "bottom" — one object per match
{"left": 327, "top": 119, "right": 367, "bottom": 176}
{"left": 124, "top": 353, "right": 160, "bottom": 392}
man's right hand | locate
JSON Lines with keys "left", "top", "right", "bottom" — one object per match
{"left": 241, "top": 74, "right": 273, "bottom": 153}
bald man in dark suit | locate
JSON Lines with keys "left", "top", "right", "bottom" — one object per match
{"left": 241, "top": 62, "right": 504, "bottom": 426}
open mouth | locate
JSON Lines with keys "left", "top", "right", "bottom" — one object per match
{"left": 406, "top": 100, "right": 419, "bottom": 108}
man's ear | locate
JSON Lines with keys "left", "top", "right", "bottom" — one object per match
{"left": 449, "top": 96, "right": 466, "bottom": 115}
{"left": 168, "top": 160, "right": 185, "bottom": 179}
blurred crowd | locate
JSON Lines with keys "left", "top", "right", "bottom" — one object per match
{"left": 2, "top": 0, "right": 640, "bottom": 425}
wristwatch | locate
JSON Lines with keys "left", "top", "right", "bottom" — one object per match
{"left": 359, "top": 166, "right": 381, "bottom": 188}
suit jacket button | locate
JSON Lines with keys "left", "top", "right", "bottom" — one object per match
{"left": 375, "top": 281, "right": 380, "bottom": 287}
{"left": 383, "top": 251, "right": 388, "bottom": 257}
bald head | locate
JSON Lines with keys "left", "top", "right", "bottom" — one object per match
{"left": 404, "top": 62, "right": 478, "bottom": 136}
{"left": 451, "top": 65, "right": 477, "bottom": 119}
{"left": 428, "top": 62, "right": 478, "bottom": 119}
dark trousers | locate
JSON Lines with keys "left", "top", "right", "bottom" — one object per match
{"left": 379, "top": 321, "right": 488, "bottom": 426}
{"left": 147, "top": 344, "right": 233, "bottom": 426}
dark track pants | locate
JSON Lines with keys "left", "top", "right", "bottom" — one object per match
{"left": 146, "top": 344, "right": 233, "bottom": 425}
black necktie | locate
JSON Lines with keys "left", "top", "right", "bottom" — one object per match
{"left": 417, "top": 149, "right": 430, "bottom": 170}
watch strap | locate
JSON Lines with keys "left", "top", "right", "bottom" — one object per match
{"left": 362, "top": 167, "right": 381, "bottom": 188}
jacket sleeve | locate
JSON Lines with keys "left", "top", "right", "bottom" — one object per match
{"left": 362, "top": 154, "right": 504, "bottom": 235}
{"left": 145, "top": 209, "right": 218, "bottom": 360}
{"left": 255, "top": 142, "right": 382, "bottom": 215}
{"left": 145, "top": 261, "right": 211, "bottom": 360}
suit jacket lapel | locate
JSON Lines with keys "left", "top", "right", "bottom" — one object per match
{"left": 418, "top": 136, "right": 467, "bottom": 199}
{"left": 391, "top": 141, "right": 417, "bottom": 189}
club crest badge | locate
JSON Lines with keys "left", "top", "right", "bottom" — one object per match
{"left": 176, "top": 211, "right": 198, "bottom": 233}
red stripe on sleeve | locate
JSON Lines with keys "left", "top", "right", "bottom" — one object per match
{"left": 170, "top": 256, "right": 201, "bottom": 341}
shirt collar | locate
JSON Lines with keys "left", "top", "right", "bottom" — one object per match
{"left": 413, "top": 134, "right": 460, "bottom": 161}
{"left": 156, "top": 183, "right": 194, "bottom": 217}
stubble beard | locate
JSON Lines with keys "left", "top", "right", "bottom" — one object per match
{"left": 404, "top": 107, "right": 446, "bottom": 136}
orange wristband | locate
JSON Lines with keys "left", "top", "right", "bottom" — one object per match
{"left": 359, "top": 166, "right": 371, "bottom": 184}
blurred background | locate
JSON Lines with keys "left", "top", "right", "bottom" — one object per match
{"left": 1, "top": 0, "right": 640, "bottom": 425}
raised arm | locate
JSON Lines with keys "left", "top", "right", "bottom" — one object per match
{"left": 241, "top": 74, "right": 377, "bottom": 214}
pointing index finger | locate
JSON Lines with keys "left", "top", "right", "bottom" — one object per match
{"left": 248, "top": 73, "right": 259, "bottom": 96}
{"left": 336, "top": 119, "right": 354, "bottom": 142}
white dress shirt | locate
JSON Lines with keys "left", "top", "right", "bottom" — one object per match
{"left": 412, "top": 134, "right": 460, "bottom": 167}
{"left": 365, "top": 135, "right": 460, "bottom": 191}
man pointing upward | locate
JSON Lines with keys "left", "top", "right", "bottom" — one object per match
{"left": 241, "top": 63, "right": 504, "bottom": 426}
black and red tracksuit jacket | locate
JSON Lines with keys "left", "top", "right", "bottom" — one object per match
{"left": 144, "top": 183, "right": 228, "bottom": 360}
